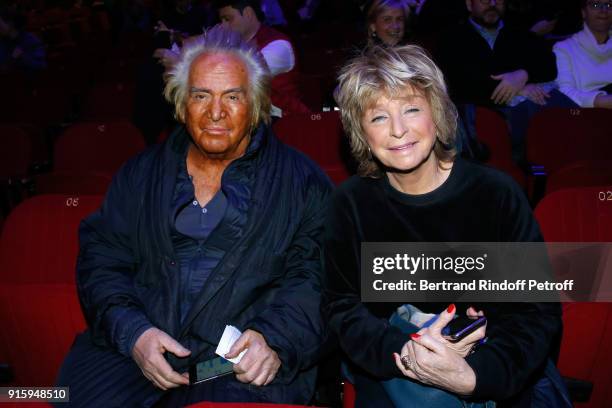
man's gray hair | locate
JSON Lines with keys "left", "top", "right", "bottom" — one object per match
{"left": 163, "top": 25, "right": 271, "bottom": 128}
{"left": 336, "top": 44, "right": 458, "bottom": 177}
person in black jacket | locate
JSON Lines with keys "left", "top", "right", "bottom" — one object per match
{"left": 435, "top": 0, "right": 576, "bottom": 165}
{"left": 325, "top": 44, "right": 562, "bottom": 407}
{"left": 55, "top": 25, "right": 331, "bottom": 407}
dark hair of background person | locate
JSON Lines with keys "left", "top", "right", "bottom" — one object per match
{"left": 212, "top": 0, "right": 266, "bottom": 23}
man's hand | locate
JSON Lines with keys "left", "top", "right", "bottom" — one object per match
{"left": 520, "top": 84, "right": 550, "bottom": 106}
{"left": 226, "top": 329, "right": 281, "bottom": 386}
{"left": 490, "top": 69, "right": 529, "bottom": 105}
{"left": 132, "top": 327, "right": 191, "bottom": 390}
{"left": 594, "top": 94, "right": 612, "bottom": 109}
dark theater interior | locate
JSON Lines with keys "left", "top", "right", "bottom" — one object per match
{"left": 0, "top": 0, "right": 611, "bottom": 407}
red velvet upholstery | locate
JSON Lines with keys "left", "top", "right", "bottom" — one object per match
{"left": 545, "top": 160, "right": 612, "bottom": 195}
{"left": 0, "top": 194, "right": 103, "bottom": 284}
{"left": 0, "top": 195, "right": 102, "bottom": 386}
{"left": 53, "top": 121, "right": 145, "bottom": 175}
{"left": 526, "top": 108, "right": 612, "bottom": 174}
{"left": 534, "top": 186, "right": 612, "bottom": 407}
{"left": 343, "top": 381, "right": 356, "bottom": 408}
{"left": 0, "top": 283, "right": 87, "bottom": 386}
{"left": 273, "top": 112, "right": 354, "bottom": 184}
{"left": 534, "top": 186, "right": 612, "bottom": 243}
{"left": 474, "top": 107, "right": 525, "bottom": 187}
{"left": 34, "top": 171, "right": 112, "bottom": 195}
{"left": 81, "top": 82, "right": 136, "bottom": 120}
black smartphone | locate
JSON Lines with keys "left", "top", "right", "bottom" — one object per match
{"left": 188, "top": 356, "right": 234, "bottom": 385}
{"left": 442, "top": 316, "right": 487, "bottom": 342}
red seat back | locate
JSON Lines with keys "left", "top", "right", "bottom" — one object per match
{"left": 53, "top": 121, "right": 145, "bottom": 175}
{"left": 34, "top": 171, "right": 112, "bottom": 195}
{"left": 527, "top": 108, "right": 612, "bottom": 174}
{"left": 534, "top": 186, "right": 612, "bottom": 408}
{"left": 0, "top": 194, "right": 103, "bottom": 284}
{"left": 0, "top": 283, "right": 87, "bottom": 386}
{"left": 546, "top": 160, "right": 612, "bottom": 195}
{"left": 475, "top": 107, "right": 525, "bottom": 187}
{"left": 81, "top": 82, "right": 136, "bottom": 120}
{"left": 0, "top": 194, "right": 103, "bottom": 386}
{"left": 273, "top": 111, "right": 355, "bottom": 184}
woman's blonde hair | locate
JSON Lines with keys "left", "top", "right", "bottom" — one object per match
{"left": 336, "top": 44, "right": 458, "bottom": 177}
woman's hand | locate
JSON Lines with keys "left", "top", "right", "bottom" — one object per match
{"left": 393, "top": 332, "right": 477, "bottom": 396}
{"left": 414, "top": 305, "right": 487, "bottom": 358}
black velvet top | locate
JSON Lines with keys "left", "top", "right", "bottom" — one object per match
{"left": 322, "top": 157, "right": 562, "bottom": 400}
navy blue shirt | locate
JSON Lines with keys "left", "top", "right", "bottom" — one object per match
{"left": 171, "top": 151, "right": 228, "bottom": 323}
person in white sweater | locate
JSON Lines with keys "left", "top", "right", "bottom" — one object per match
{"left": 553, "top": 0, "right": 612, "bottom": 108}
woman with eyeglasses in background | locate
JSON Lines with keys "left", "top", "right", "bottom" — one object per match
{"left": 553, "top": 0, "right": 612, "bottom": 108}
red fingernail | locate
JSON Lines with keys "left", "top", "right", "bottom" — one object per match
{"left": 410, "top": 333, "right": 420, "bottom": 340}
{"left": 447, "top": 304, "right": 455, "bottom": 313}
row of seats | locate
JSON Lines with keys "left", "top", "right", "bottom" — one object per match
{"left": 473, "top": 107, "right": 612, "bottom": 200}
{"left": 2, "top": 108, "right": 609, "bottom": 218}
{"left": 1, "top": 185, "right": 611, "bottom": 406}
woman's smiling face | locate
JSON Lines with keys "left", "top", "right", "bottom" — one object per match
{"left": 361, "top": 86, "right": 438, "bottom": 173}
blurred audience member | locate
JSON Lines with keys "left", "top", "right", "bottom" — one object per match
{"left": 505, "top": 0, "right": 561, "bottom": 36}
{"left": 436, "top": 0, "right": 576, "bottom": 165}
{"left": 365, "top": 0, "right": 411, "bottom": 46}
{"left": 553, "top": 0, "right": 612, "bottom": 108}
{"left": 261, "top": 0, "right": 287, "bottom": 26}
{"left": 156, "top": 0, "right": 214, "bottom": 42}
{"left": 215, "top": 0, "right": 309, "bottom": 116}
{"left": 0, "top": 8, "right": 46, "bottom": 72}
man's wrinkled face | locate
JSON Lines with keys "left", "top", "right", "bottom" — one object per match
{"left": 185, "top": 52, "right": 252, "bottom": 161}
{"left": 466, "top": 0, "right": 505, "bottom": 29}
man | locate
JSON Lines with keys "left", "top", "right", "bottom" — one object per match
{"left": 436, "top": 0, "right": 575, "bottom": 164}
{"left": 56, "top": 26, "right": 331, "bottom": 407}
{"left": 214, "top": 0, "right": 310, "bottom": 116}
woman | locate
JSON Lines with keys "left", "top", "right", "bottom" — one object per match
{"left": 553, "top": 0, "right": 612, "bottom": 108}
{"left": 323, "top": 45, "right": 562, "bottom": 406}
{"left": 366, "top": 0, "right": 412, "bottom": 47}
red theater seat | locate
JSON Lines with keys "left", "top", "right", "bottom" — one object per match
{"left": 273, "top": 112, "right": 354, "bottom": 184}
{"left": 81, "top": 82, "right": 136, "bottom": 120}
{"left": 0, "top": 194, "right": 103, "bottom": 285}
{"left": 53, "top": 121, "right": 145, "bottom": 175}
{"left": 343, "top": 381, "right": 356, "bottom": 408}
{"left": 545, "top": 160, "right": 612, "bottom": 195}
{"left": 534, "top": 186, "right": 612, "bottom": 407}
{"left": 0, "top": 194, "right": 102, "bottom": 386}
{"left": 526, "top": 108, "right": 612, "bottom": 174}
{"left": 34, "top": 171, "right": 112, "bottom": 195}
{"left": 474, "top": 107, "right": 525, "bottom": 187}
